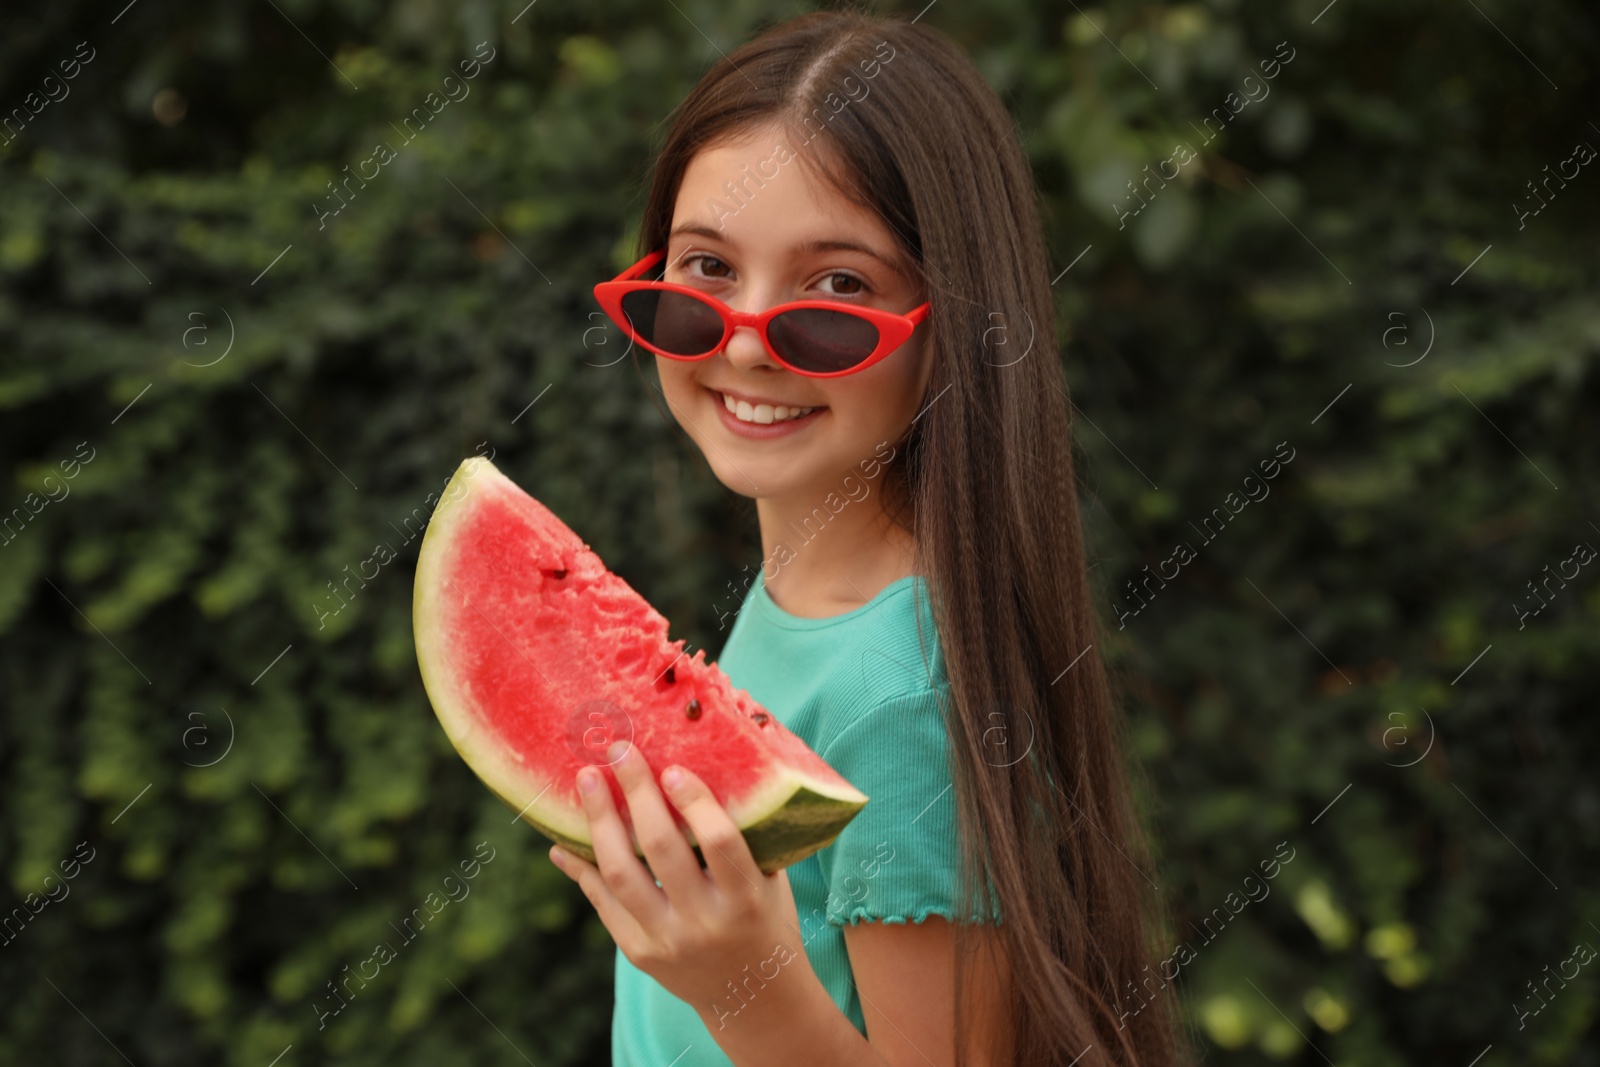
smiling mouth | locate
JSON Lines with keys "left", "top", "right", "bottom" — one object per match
{"left": 711, "top": 389, "right": 824, "bottom": 425}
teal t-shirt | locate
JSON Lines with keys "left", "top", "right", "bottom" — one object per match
{"left": 611, "top": 568, "right": 1000, "bottom": 1066}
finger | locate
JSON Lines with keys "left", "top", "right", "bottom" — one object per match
{"left": 550, "top": 845, "right": 652, "bottom": 957}
{"left": 608, "top": 741, "right": 707, "bottom": 906}
{"left": 659, "top": 765, "right": 765, "bottom": 897}
{"left": 578, "top": 763, "right": 669, "bottom": 928}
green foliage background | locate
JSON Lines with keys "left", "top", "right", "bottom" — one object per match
{"left": 1, "top": 0, "right": 1595, "bottom": 1063}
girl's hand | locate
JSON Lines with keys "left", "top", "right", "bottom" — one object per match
{"left": 548, "top": 739, "right": 805, "bottom": 1011}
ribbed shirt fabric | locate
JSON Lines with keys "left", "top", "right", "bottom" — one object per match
{"left": 610, "top": 568, "right": 1000, "bottom": 1066}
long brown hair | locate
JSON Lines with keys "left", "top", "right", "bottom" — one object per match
{"left": 632, "top": 10, "right": 1188, "bottom": 1066}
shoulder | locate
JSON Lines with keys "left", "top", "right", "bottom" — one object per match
{"left": 821, "top": 576, "right": 950, "bottom": 734}
{"left": 815, "top": 682, "right": 956, "bottom": 860}
{"left": 819, "top": 685, "right": 951, "bottom": 769}
{"left": 726, "top": 571, "right": 950, "bottom": 755}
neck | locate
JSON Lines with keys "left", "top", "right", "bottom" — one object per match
{"left": 755, "top": 476, "right": 917, "bottom": 618}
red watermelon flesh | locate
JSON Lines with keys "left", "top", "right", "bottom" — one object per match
{"left": 412, "top": 456, "right": 868, "bottom": 874}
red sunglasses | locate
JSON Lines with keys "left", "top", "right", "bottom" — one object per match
{"left": 592, "top": 249, "right": 930, "bottom": 378}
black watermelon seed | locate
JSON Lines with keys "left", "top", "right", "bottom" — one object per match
{"left": 685, "top": 699, "right": 702, "bottom": 720}
{"left": 752, "top": 711, "right": 769, "bottom": 726}
{"left": 664, "top": 666, "right": 676, "bottom": 684}
{"left": 553, "top": 568, "right": 567, "bottom": 579}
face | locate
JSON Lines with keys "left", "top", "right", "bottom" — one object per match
{"left": 653, "top": 122, "right": 934, "bottom": 505}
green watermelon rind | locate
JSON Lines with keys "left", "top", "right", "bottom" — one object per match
{"left": 486, "top": 778, "right": 863, "bottom": 876}
{"left": 413, "top": 456, "right": 869, "bottom": 876}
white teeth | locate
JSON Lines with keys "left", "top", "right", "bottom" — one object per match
{"left": 720, "top": 392, "right": 817, "bottom": 424}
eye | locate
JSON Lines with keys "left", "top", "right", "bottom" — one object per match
{"left": 816, "top": 271, "right": 869, "bottom": 297}
{"left": 678, "top": 253, "right": 731, "bottom": 281}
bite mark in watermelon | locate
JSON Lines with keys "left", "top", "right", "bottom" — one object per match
{"left": 412, "top": 457, "right": 868, "bottom": 874}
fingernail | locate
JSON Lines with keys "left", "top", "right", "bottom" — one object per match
{"left": 550, "top": 845, "right": 566, "bottom": 864}
{"left": 607, "top": 741, "right": 629, "bottom": 765}
{"left": 662, "top": 767, "right": 684, "bottom": 792}
{"left": 578, "top": 769, "right": 599, "bottom": 794}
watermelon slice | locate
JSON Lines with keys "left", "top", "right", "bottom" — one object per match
{"left": 412, "top": 456, "right": 868, "bottom": 875}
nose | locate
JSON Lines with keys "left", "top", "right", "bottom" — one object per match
{"left": 721, "top": 323, "right": 779, "bottom": 373}
{"left": 718, "top": 293, "right": 788, "bottom": 374}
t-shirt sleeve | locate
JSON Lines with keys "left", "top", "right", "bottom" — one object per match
{"left": 813, "top": 688, "right": 973, "bottom": 927}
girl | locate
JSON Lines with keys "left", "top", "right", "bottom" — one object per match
{"left": 552, "top": 11, "right": 1187, "bottom": 1067}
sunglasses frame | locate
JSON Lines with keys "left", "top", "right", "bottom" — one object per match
{"left": 592, "top": 248, "right": 931, "bottom": 379}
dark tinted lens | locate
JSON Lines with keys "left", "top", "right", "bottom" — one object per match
{"left": 619, "top": 290, "right": 724, "bottom": 357}
{"left": 768, "top": 309, "right": 880, "bottom": 374}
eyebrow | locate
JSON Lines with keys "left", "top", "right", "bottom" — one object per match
{"left": 667, "top": 223, "right": 904, "bottom": 274}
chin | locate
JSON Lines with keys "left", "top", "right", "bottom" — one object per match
{"left": 705, "top": 455, "right": 800, "bottom": 501}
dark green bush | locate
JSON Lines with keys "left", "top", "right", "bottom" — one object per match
{"left": 1, "top": 1, "right": 1595, "bottom": 1063}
